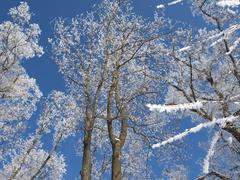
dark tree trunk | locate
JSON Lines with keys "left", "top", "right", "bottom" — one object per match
{"left": 81, "top": 130, "right": 92, "bottom": 180}
{"left": 111, "top": 143, "right": 122, "bottom": 180}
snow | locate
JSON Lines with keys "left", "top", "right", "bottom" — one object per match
{"left": 168, "top": 0, "right": 183, "bottom": 6}
{"left": 178, "top": 46, "right": 191, "bottom": 52}
{"left": 203, "top": 132, "right": 219, "bottom": 174}
{"left": 217, "top": 0, "right": 240, "bottom": 7}
{"left": 227, "top": 136, "right": 233, "bottom": 144}
{"left": 156, "top": 0, "right": 183, "bottom": 9}
{"left": 147, "top": 101, "right": 203, "bottom": 113}
{"left": 115, "top": 138, "right": 120, "bottom": 142}
{"left": 156, "top": 4, "right": 165, "bottom": 9}
{"left": 152, "top": 116, "right": 238, "bottom": 148}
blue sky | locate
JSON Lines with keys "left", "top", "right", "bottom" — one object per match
{"left": 0, "top": 1, "right": 209, "bottom": 179}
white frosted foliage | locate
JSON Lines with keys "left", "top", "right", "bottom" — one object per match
{"left": 0, "top": 148, "right": 66, "bottom": 179}
{"left": 9, "top": 2, "right": 31, "bottom": 23}
{"left": 0, "top": 1, "right": 43, "bottom": 164}
{"left": 38, "top": 91, "right": 80, "bottom": 141}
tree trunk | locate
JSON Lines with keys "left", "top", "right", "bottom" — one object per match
{"left": 112, "top": 143, "right": 122, "bottom": 180}
{"left": 107, "top": 69, "right": 127, "bottom": 180}
{"left": 81, "top": 130, "right": 92, "bottom": 180}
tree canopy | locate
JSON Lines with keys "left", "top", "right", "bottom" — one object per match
{"left": 0, "top": 0, "right": 239, "bottom": 179}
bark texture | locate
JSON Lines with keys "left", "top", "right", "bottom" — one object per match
{"left": 81, "top": 130, "right": 92, "bottom": 180}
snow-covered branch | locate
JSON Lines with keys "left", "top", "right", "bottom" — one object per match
{"left": 168, "top": 0, "right": 183, "bottom": 6}
{"left": 152, "top": 116, "right": 238, "bottom": 148}
{"left": 156, "top": 0, "right": 184, "bottom": 9}
{"left": 147, "top": 101, "right": 203, "bottom": 113}
{"left": 203, "top": 132, "right": 219, "bottom": 174}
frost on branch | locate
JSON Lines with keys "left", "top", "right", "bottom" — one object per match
{"left": 2, "top": 6, "right": 43, "bottom": 59}
{"left": 217, "top": 0, "right": 240, "bottom": 7}
{"left": 0, "top": 142, "right": 66, "bottom": 180}
{"left": 0, "top": 1, "right": 43, "bottom": 120}
{"left": 38, "top": 91, "right": 80, "bottom": 141}
{"left": 0, "top": 67, "right": 42, "bottom": 121}
{"left": 0, "top": 2, "right": 43, "bottom": 160}
{"left": 9, "top": 2, "right": 31, "bottom": 23}
{"left": 0, "top": 69, "right": 41, "bottom": 159}
{"left": 0, "top": 91, "right": 79, "bottom": 179}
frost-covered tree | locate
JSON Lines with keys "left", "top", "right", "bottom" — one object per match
{"left": 50, "top": 0, "right": 170, "bottom": 179}
{"left": 150, "top": 0, "right": 240, "bottom": 178}
{"left": 0, "top": 1, "right": 43, "bottom": 161}
{"left": 0, "top": 91, "right": 80, "bottom": 179}
{"left": 0, "top": 3, "right": 80, "bottom": 179}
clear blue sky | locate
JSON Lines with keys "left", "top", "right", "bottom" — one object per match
{"left": 0, "top": 1, "right": 208, "bottom": 179}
